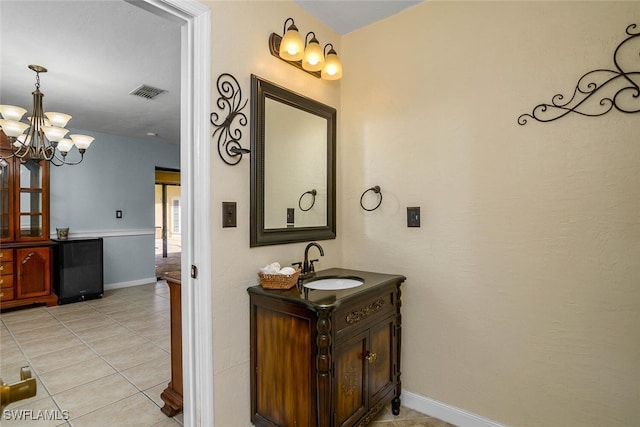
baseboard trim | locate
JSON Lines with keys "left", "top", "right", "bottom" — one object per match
{"left": 104, "top": 277, "right": 157, "bottom": 291}
{"left": 402, "top": 390, "right": 507, "bottom": 427}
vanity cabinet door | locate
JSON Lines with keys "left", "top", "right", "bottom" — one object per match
{"left": 333, "top": 310, "right": 397, "bottom": 427}
{"left": 252, "top": 303, "right": 314, "bottom": 427}
{"left": 334, "top": 330, "right": 368, "bottom": 427}
{"left": 334, "top": 314, "right": 397, "bottom": 427}
{"left": 368, "top": 317, "right": 396, "bottom": 407}
{"left": 15, "top": 247, "right": 51, "bottom": 298}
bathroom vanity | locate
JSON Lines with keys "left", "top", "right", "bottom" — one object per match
{"left": 248, "top": 268, "right": 405, "bottom": 427}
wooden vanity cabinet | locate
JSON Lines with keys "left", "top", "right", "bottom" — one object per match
{"left": 0, "top": 131, "right": 56, "bottom": 309}
{"left": 249, "top": 269, "right": 404, "bottom": 427}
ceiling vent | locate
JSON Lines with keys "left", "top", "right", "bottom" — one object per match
{"left": 129, "top": 84, "right": 167, "bottom": 100}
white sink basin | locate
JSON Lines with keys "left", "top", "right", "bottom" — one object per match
{"left": 303, "top": 277, "right": 364, "bottom": 291}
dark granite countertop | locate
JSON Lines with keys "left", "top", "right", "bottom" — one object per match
{"left": 247, "top": 267, "right": 406, "bottom": 310}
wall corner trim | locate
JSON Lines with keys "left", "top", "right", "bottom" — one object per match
{"left": 402, "top": 390, "right": 509, "bottom": 427}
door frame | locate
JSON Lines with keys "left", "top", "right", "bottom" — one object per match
{"left": 130, "top": 1, "right": 213, "bottom": 425}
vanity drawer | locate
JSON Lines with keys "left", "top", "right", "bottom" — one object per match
{"left": 0, "top": 261, "right": 14, "bottom": 276}
{"left": 1, "top": 274, "right": 14, "bottom": 289}
{"left": 0, "top": 249, "right": 13, "bottom": 262}
{"left": 335, "top": 289, "right": 396, "bottom": 334}
{"left": 0, "top": 287, "right": 15, "bottom": 301}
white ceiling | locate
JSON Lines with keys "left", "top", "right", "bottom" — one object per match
{"left": 0, "top": 1, "right": 420, "bottom": 146}
{"left": 294, "top": 0, "right": 422, "bottom": 35}
{"left": 0, "top": 1, "right": 182, "bottom": 145}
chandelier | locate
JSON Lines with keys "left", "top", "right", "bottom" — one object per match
{"left": 0, "top": 65, "right": 94, "bottom": 166}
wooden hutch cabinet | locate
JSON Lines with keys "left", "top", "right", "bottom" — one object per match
{"left": 0, "top": 131, "right": 56, "bottom": 309}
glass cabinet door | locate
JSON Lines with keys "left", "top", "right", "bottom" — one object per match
{"left": 0, "top": 158, "right": 11, "bottom": 240}
{"left": 19, "top": 160, "right": 44, "bottom": 239}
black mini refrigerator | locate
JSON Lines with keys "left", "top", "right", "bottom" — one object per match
{"left": 53, "top": 237, "right": 104, "bottom": 304}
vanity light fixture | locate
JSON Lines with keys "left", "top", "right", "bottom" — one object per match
{"left": 302, "top": 32, "right": 324, "bottom": 72}
{"left": 321, "top": 44, "right": 343, "bottom": 80}
{"left": 269, "top": 18, "right": 343, "bottom": 80}
{"left": 279, "top": 18, "right": 304, "bottom": 61}
{"left": 0, "top": 65, "right": 94, "bottom": 166}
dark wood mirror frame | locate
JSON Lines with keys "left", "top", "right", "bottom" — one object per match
{"left": 250, "top": 75, "right": 336, "bottom": 247}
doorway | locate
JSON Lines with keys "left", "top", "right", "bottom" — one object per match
{"left": 136, "top": 1, "right": 213, "bottom": 425}
{"left": 155, "top": 168, "right": 181, "bottom": 278}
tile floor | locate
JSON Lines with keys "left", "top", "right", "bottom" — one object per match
{"left": 1, "top": 281, "right": 454, "bottom": 427}
{"left": 1, "top": 281, "right": 181, "bottom": 426}
{"left": 371, "top": 404, "right": 456, "bottom": 426}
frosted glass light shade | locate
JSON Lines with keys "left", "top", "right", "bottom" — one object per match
{"left": 57, "top": 138, "right": 74, "bottom": 153}
{"left": 16, "top": 134, "right": 32, "bottom": 147}
{"left": 42, "top": 126, "right": 69, "bottom": 142}
{"left": 70, "top": 134, "right": 94, "bottom": 150}
{"left": 321, "top": 50, "right": 343, "bottom": 80}
{"left": 302, "top": 41, "right": 324, "bottom": 72}
{"left": 45, "top": 112, "right": 72, "bottom": 128}
{"left": 279, "top": 26, "right": 304, "bottom": 61}
{"left": 0, "top": 105, "right": 27, "bottom": 121}
{"left": 0, "top": 119, "right": 30, "bottom": 138}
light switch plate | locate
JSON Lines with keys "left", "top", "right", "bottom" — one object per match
{"left": 407, "top": 207, "right": 420, "bottom": 227}
{"left": 222, "top": 202, "right": 237, "bottom": 228}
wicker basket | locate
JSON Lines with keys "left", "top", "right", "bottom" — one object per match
{"left": 258, "top": 269, "right": 301, "bottom": 290}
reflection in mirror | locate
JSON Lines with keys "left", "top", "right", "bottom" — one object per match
{"left": 250, "top": 75, "right": 336, "bottom": 247}
{"left": 264, "top": 98, "right": 327, "bottom": 228}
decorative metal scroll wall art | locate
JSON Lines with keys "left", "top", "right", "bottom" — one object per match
{"left": 211, "top": 73, "right": 250, "bottom": 165}
{"left": 298, "top": 189, "right": 317, "bottom": 212}
{"left": 518, "top": 24, "right": 640, "bottom": 125}
{"left": 360, "top": 186, "right": 382, "bottom": 211}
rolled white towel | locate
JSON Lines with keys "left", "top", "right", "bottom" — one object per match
{"left": 279, "top": 266, "right": 295, "bottom": 275}
{"left": 259, "top": 262, "right": 282, "bottom": 274}
{"left": 269, "top": 262, "right": 281, "bottom": 271}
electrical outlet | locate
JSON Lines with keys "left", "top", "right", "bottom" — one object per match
{"left": 222, "top": 202, "right": 236, "bottom": 228}
{"left": 407, "top": 207, "right": 420, "bottom": 227}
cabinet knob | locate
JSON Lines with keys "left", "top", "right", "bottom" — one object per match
{"left": 364, "top": 352, "right": 377, "bottom": 363}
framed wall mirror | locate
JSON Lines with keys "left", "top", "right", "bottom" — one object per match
{"left": 250, "top": 75, "right": 336, "bottom": 247}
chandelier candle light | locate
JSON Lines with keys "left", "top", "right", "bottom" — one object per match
{"left": 0, "top": 65, "right": 94, "bottom": 166}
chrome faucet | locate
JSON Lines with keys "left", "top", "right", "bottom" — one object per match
{"left": 302, "top": 242, "right": 324, "bottom": 274}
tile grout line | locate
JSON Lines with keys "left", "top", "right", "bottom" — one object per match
{"left": 43, "top": 293, "right": 172, "bottom": 415}
{"left": 1, "top": 286, "right": 172, "bottom": 425}
{"left": 0, "top": 306, "right": 71, "bottom": 422}
{"left": 57, "top": 287, "right": 177, "bottom": 425}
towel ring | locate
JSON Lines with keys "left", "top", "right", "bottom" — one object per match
{"left": 360, "top": 186, "right": 382, "bottom": 211}
{"left": 298, "top": 189, "right": 317, "bottom": 212}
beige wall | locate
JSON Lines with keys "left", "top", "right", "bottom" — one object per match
{"left": 340, "top": 2, "right": 640, "bottom": 427}
{"left": 206, "top": 1, "right": 342, "bottom": 425}
{"left": 204, "top": 1, "right": 639, "bottom": 426}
